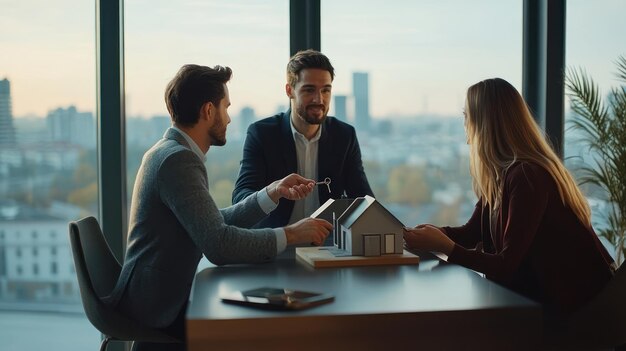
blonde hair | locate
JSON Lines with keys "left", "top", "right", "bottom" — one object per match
{"left": 465, "top": 78, "right": 591, "bottom": 227}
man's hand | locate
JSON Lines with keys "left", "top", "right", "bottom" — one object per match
{"left": 403, "top": 224, "right": 455, "bottom": 255}
{"left": 267, "top": 173, "right": 315, "bottom": 203}
{"left": 284, "top": 218, "right": 333, "bottom": 246}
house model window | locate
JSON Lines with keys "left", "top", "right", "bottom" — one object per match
{"left": 310, "top": 195, "right": 404, "bottom": 257}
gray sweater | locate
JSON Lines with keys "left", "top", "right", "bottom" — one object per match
{"left": 104, "top": 128, "right": 276, "bottom": 328}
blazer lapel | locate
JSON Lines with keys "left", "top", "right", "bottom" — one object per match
{"left": 317, "top": 119, "right": 333, "bottom": 201}
{"left": 280, "top": 110, "right": 298, "bottom": 174}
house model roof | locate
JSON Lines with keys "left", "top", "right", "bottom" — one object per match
{"left": 310, "top": 198, "right": 355, "bottom": 222}
{"left": 338, "top": 195, "right": 405, "bottom": 229}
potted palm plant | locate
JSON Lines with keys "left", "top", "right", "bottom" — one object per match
{"left": 565, "top": 55, "right": 626, "bottom": 265}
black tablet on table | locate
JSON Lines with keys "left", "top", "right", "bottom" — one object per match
{"left": 220, "top": 287, "right": 334, "bottom": 310}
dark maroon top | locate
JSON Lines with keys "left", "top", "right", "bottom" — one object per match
{"left": 445, "top": 162, "right": 614, "bottom": 312}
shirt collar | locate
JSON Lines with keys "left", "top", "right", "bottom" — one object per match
{"left": 290, "top": 117, "right": 322, "bottom": 143}
{"left": 171, "top": 126, "right": 207, "bottom": 161}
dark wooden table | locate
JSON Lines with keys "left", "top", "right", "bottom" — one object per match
{"left": 187, "top": 252, "right": 541, "bottom": 350}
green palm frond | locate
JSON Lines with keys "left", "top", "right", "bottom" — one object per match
{"left": 612, "top": 87, "right": 626, "bottom": 118}
{"left": 615, "top": 55, "right": 626, "bottom": 83}
{"left": 566, "top": 56, "right": 626, "bottom": 265}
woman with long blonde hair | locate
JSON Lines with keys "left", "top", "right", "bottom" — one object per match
{"left": 404, "top": 78, "right": 614, "bottom": 312}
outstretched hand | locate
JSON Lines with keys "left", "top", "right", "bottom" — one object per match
{"left": 268, "top": 173, "right": 315, "bottom": 203}
{"left": 403, "top": 224, "right": 455, "bottom": 255}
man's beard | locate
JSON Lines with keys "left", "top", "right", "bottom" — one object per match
{"left": 209, "top": 119, "right": 227, "bottom": 146}
{"left": 297, "top": 104, "right": 327, "bottom": 125}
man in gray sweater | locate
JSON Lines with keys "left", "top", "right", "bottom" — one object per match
{"left": 104, "top": 64, "right": 332, "bottom": 350}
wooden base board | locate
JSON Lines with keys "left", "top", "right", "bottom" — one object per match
{"left": 296, "top": 247, "right": 420, "bottom": 268}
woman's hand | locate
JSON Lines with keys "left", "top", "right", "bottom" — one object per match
{"left": 403, "top": 224, "right": 455, "bottom": 256}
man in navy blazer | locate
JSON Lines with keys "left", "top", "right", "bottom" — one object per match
{"left": 233, "top": 50, "right": 373, "bottom": 234}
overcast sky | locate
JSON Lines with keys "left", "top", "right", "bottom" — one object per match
{"left": 1, "top": 0, "right": 625, "bottom": 119}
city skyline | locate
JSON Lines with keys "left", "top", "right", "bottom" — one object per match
{"left": 1, "top": 2, "right": 623, "bottom": 350}
{"left": 1, "top": 1, "right": 625, "bottom": 119}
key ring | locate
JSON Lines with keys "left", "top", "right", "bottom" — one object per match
{"left": 315, "top": 177, "right": 332, "bottom": 193}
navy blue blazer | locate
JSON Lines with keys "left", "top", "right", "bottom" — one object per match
{"left": 232, "top": 110, "right": 374, "bottom": 228}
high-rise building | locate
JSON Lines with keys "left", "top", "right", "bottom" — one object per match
{"left": 240, "top": 106, "right": 256, "bottom": 132}
{"left": 352, "top": 72, "right": 371, "bottom": 130}
{"left": 126, "top": 115, "right": 171, "bottom": 148}
{"left": 334, "top": 95, "right": 347, "bottom": 122}
{"left": 0, "top": 78, "right": 16, "bottom": 146}
{"left": 46, "top": 106, "right": 95, "bottom": 148}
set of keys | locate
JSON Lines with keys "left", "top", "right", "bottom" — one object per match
{"left": 315, "top": 177, "right": 332, "bottom": 193}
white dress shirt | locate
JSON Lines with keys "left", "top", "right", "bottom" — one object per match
{"left": 287, "top": 121, "right": 322, "bottom": 224}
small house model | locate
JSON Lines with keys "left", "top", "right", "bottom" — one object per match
{"left": 311, "top": 195, "right": 405, "bottom": 257}
{"left": 309, "top": 198, "right": 355, "bottom": 246}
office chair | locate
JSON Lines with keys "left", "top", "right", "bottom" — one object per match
{"left": 544, "top": 262, "right": 626, "bottom": 350}
{"left": 69, "top": 216, "right": 181, "bottom": 351}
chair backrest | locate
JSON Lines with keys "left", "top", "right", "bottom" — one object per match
{"left": 568, "top": 262, "right": 626, "bottom": 348}
{"left": 68, "top": 216, "right": 179, "bottom": 342}
{"left": 69, "top": 216, "right": 121, "bottom": 298}
{"left": 69, "top": 216, "right": 126, "bottom": 336}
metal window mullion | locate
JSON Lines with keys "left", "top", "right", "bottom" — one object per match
{"left": 522, "top": 0, "right": 566, "bottom": 158}
{"left": 290, "top": 0, "right": 321, "bottom": 55}
{"left": 96, "top": 0, "right": 126, "bottom": 262}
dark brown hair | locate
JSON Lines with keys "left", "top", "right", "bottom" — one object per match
{"left": 164, "top": 64, "right": 232, "bottom": 126}
{"left": 286, "top": 50, "right": 335, "bottom": 87}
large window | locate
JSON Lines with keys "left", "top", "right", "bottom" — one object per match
{"left": 564, "top": 0, "right": 626, "bottom": 256}
{"left": 0, "top": 0, "right": 99, "bottom": 349}
{"left": 125, "top": 0, "right": 290, "bottom": 209}
{"left": 2, "top": 0, "right": 622, "bottom": 346}
{"left": 322, "top": 0, "right": 523, "bottom": 226}
{"left": 125, "top": 1, "right": 289, "bottom": 272}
